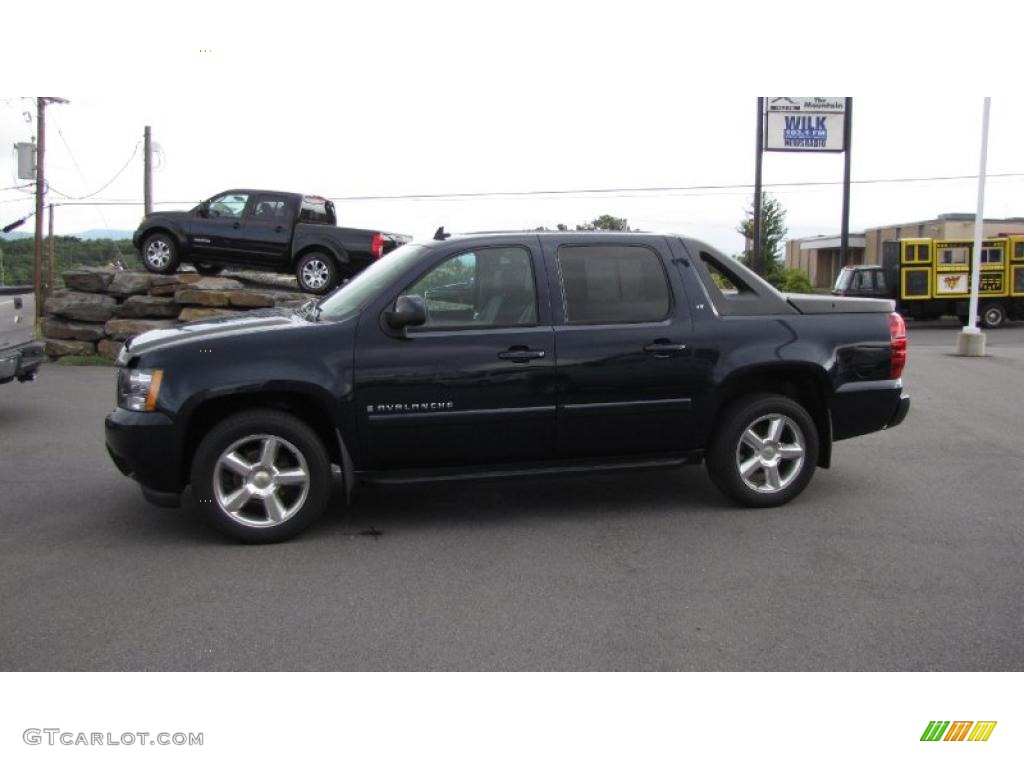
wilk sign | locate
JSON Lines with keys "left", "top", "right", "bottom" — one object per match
{"left": 765, "top": 97, "right": 847, "bottom": 152}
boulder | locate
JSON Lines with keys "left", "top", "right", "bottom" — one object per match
{"left": 178, "top": 307, "right": 241, "bottom": 322}
{"left": 63, "top": 268, "right": 115, "bottom": 293}
{"left": 189, "top": 276, "right": 244, "bottom": 291}
{"left": 104, "top": 318, "right": 176, "bottom": 341}
{"left": 174, "top": 289, "right": 231, "bottom": 307}
{"left": 115, "top": 295, "right": 180, "bottom": 318}
{"left": 271, "top": 291, "right": 311, "bottom": 306}
{"left": 228, "top": 291, "right": 275, "bottom": 308}
{"left": 108, "top": 272, "right": 156, "bottom": 297}
{"left": 43, "top": 291, "right": 117, "bottom": 322}
{"left": 40, "top": 317, "right": 106, "bottom": 342}
{"left": 148, "top": 274, "right": 202, "bottom": 293}
{"left": 44, "top": 338, "right": 96, "bottom": 358}
{"left": 97, "top": 339, "right": 124, "bottom": 361}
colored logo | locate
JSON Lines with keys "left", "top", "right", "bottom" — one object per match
{"left": 921, "top": 721, "right": 997, "bottom": 742}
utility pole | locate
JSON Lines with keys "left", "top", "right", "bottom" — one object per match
{"left": 144, "top": 125, "right": 153, "bottom": 217}
{"left": 33, "top": 96, "right": 69, "bottom": 320}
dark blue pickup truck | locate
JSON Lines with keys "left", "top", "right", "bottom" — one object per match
{"left": 107, "top": 231, "right": 909, "bottom": 543}
{"left": 133, "top": 189, "right": 408, "bottom": 294}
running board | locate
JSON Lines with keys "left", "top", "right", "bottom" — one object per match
{"left": 356, "top": 453, "right": 703, "bottom": 486}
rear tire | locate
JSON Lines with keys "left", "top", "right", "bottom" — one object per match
{"left": 296, "top": 251, "right": 340, "bottom": 295}
{"left": 189, "top": 409, "right": 331, "bottom": 543}
{"left": 706, "top": 393, "right": 819, "bottom": 508}
{"left": 141, "top": 233, "right": 180, "bottom": 275}
{"left": 980, "top": 303, "right": 1006, "bottom": 329}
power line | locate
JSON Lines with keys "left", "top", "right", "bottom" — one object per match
{"left": 5, "top": 171, "right": 1022, "bottom": 209}
{"left": 321, "top": 172, "right": 1024, "bottom": 201}
{"left": 50, "top": 133, "right": 139, "bottom": 200}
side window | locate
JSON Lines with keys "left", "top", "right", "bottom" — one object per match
{"left": 208, "top": 192, "right": 249, "bottom": 218}
{"left": 875, "top": 271, "right": 887, "bottom": 292}
{"left": 557, "top": 245, "right": 671, "bottom": 324}
{"left": 852, "top": 271, "right": 873, "bottom": 290}
{"left": 405, "top": 247, "right": 537, "bottom": 329}
{"left": 981, "top": 247, "right": 1003, "bottom": 265}
{"left": 252, "top": 195, "right": 290, "bottom": 221}
{"left": 940, "top": 247, "right": 968, "bottom": 266}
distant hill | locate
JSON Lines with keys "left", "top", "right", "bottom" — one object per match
{"left": 1, "top": 228, "right": 134, "bottom": 241}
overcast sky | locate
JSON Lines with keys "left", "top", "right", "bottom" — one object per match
{"left": 3, "top": 1, "right": 1022, "bottom": 255}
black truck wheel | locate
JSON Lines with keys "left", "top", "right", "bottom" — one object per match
{"left": 981, "top": 303, "right": 1006, "bottom": 329}
{"left": 141, "top": 232, "right": 180, "bottom": 275}
{"left": 194, "top": 263, "right": 224, "bottom": 276}
{"left": 706, "top": 393, "right": 819, "bottom": 508}
{"left": 190, "top": 409, "right": 331, "bottom": 544}
{"left": 296, "top": 251, "right": 340, "bottom": 294}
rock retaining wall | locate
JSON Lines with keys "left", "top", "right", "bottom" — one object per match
{"left": 42, "top": 268, "right": 310, "bottom": 360}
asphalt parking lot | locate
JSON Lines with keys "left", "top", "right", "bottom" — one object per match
{"left": 1, "top": 321, "right": 1022, "bottom": 671}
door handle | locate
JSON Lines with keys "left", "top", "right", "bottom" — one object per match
{"left": 643, "top": 340, "right": 687, "bottom": 357}
{"left": 274, "top": 225, "right": 284, "bottom": 233}
{"left": 498, "top": 347, "right": 546, "bottom": 363}
{"left": 232, "top": 221, "right": 240, "bottom": 229}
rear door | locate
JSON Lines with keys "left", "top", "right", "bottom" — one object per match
{"left": 541, "top": 236, "right": 702, "bottom": 458}
{"left": 353, "top": 238, "right": 558, "bottom": 469}
{"left": 239, "top": 193, "right": 295, "bottom": 266}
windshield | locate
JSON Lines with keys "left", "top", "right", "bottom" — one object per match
{"left": 316, "top": 244, "right": 431, "bottom": 321}
{"left": 833, "top": 268, "right": 853, "bottom": 291}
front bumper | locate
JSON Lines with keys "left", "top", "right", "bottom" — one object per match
{"left": 105, "top": 407, "right": 183, "bottom": 493}
{"left": 0, "top": 340, "right": 44, "bottom": 383}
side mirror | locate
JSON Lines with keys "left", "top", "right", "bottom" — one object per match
{"left": 196, "top": 202, "right": 210, "bottom": 218}
{"left": 384, "top": 295, "right": 427, "bottom": 331}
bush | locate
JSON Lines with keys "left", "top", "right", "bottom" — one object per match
{"left": 769, "top": 268, "right": 814, "bottom": 294}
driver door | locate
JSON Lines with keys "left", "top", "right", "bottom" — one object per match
{"left": 190, "top": 191, "right": 251, "bottom": 261}
{"left": 353, "top": 241, "right": 557, "bottom": 470}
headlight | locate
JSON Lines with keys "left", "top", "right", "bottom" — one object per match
{"left": 117, "top": 368, "right": 164, "bottom": 412}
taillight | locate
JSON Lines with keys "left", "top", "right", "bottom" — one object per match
{"left": 889, "top": 312, "right": 907, "bottom": 379}
{"left": 370, "top": 233, "right": 385, "bottom": 259}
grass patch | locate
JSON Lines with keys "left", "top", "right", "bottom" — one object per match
{"left": 54, "top": 355, "right": 114, "bottom": 367}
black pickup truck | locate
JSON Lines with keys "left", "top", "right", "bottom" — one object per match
{"left": 133, "top": 189, "right": 409, "bottom": 294}
{"left": 106, "top": 231, "right": 910, "bottom": 543}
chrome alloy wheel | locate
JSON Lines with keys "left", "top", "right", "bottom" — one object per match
{"left": 735, "top": 413, "right": 806, "bottom": 494}
{"left": 212, "top": 434, "right": 310, "bottom": 528}
{"left": 145, "top": 239, "right": 171, "bottom": 269}
{"left": 300, "top": 258, "right": 330, "bottom": 290}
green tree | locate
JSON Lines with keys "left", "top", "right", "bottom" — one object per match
{"left": 737, "top": 193, "right": 787, "bottom": 277}
{"left": 576, "top": 214, "right": 630, "bottom": 232}
{"left": 536, "top": 217, "right": 629, "bottom": 232}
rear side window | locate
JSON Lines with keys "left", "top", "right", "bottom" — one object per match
{"left": 557, "top": 245, "right": 671, "bottom": 324}
{"left": 299, "top": 196, "right": 336, "bottom": 225}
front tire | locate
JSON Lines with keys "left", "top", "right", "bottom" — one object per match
{"left": 706, "top": 394, "right": 819, "bottom": 508}
{"left": 190, "top": 409, "right": 331, "bottom": 543}
{"left": 296, "top": 251, "right": 340, "bottom": 295}
{"left": 980, "top": 303, "right": 1006, "bottom": 329}
{"left": 141, "top": 232, "right": 180, "bottom": 275}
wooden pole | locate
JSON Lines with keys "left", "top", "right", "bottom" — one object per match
{"left": 33, "top": 98, "right": 45, "bottom": 319}
{"left": 47, "top": 203, "right": 55, "bottom": 296}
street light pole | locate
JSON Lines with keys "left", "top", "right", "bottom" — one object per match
{"left": 956, "top": 96, "right": 991, "bottom": 357}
